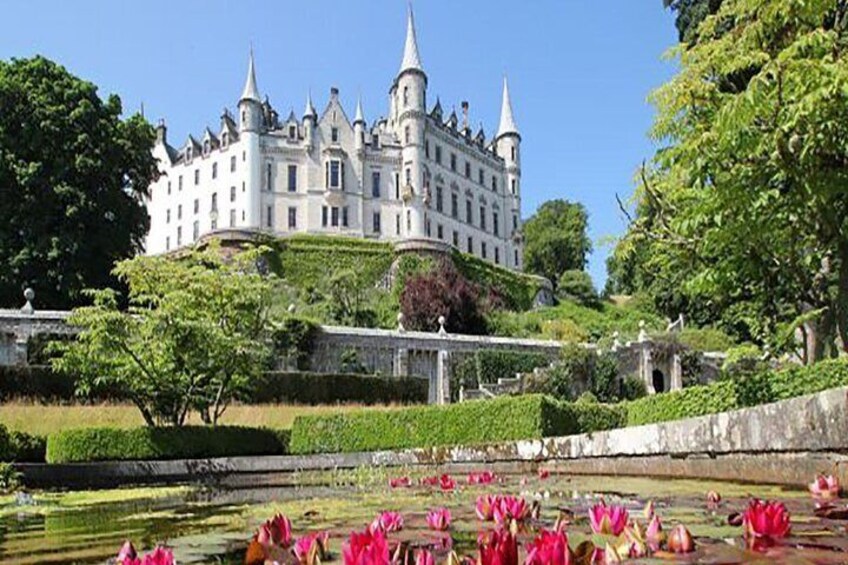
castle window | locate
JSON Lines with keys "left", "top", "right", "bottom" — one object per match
{"left": 322, "top": 206, "right": 328, "bottom": 227}
{"left": 425, "top": 219, "right": 431, "bottom": 237}
{"left": 396, "top": 214, "right": 401, "bottom": 235}
{"left": 405, "top": 167, "right": 411, "bottom": 187}
{"left": 467, "top": 236, "right": 473, "bottom": 253}
{"left": 372, "top": 134, "right": 379, "bottom": 148}
{"left": 437, "top": 224, "right": 444, "bottom": 240}
{"left": 450, "top": 153, "right": 456, "bottom": 172}
{"left": 211, "top": 193, "right": 218, "bottom": 212}
{"left": 167, "top": 181, "right": 172, "bottom": 195}
{"left": 511, "top": 179, "right": 517, "bottom": 194}
{"left": 186, "top": 147, "right": 192, "bottom": 161}
{"left": 372, "top": 171, "right": 381, "bottom": 198}
{"left": 331, "top": 127, "right": 339, "bottom": 143}
{"left": 481, "top": 242, "right": 487, "bottom": 259}
{"left": 179, "top": 175, "right": 183, "bottom": 190}
{"left": 288, "top": 206, "right": 297, "bottom": 229}
{"left": 177, "top": 226, "right": 182, "bottom": 246}
{"left": 480, "top": 206, "right": 487, "bottom": 231}
{"left": 229, "top": 209, "right": 236, "bottom": 227}
{"left": 342, "top": 206, "right": 349, "bottom": 227}
{"left": 177, "top": 204, "right": 183, "bottom": 220}
{"left": 451, "top": 193, "right": 458, "bottom": 218}
{"left": 514, "top": 249, "right": 519, "bottom": 267}
{"left": 193, "top": 221, "right": 199, "bottom": 241}
{"left": 452, "top": 230, "right": 459, "bottom": 247}
{"left": 394, "top": 172, "right": 400, "bottom": 199}
{"left": 495, "top": 247, "right": 500, "bottom": 264}
{"left": 465, "top": 199, "right": 472, "bottom": 224}
{"left": 328, "top": 160, "right": 341, "bottom": 189}
{"left": 242, "top": 150, "right": 246, "bottom": 161}
{"left": 266, "top": 163, "right": 273, "bottom": 191}
{"left": 478, "top": 169, "right": 484, "bottom": 185}
{"left": 436, "top": 186, "right": 443, "bottom": 213}
{"left": 492, "top": 177, "right": 497, "bottom": 192}
{"left": 230, "top": 186, "right": 236, "bottom": 202}
{"left": 464, "top": 161, "right": 471, "bottom": 178}
{"left": 266, "top": 205, "right": 273, "bottom": 228}
{"left": 406, "top": 210, "right": 411, "bottom": 232}
{"left": 403, "top": 86, "right": 409, "bottom": 107}
{"left": 203, "top": 140, "right": 210, "bottom": 155}
{"left": 493, "top": 211, "right": 499, "bottom": 236}
{"left": 166, "top": 209, "right": 171, "bottom": 224}
{"left": 194, "top": 169, "right": 199, "bottom": 185}
{"left": 425, "top": 140, "right": 430, "bottom": 159}
{"left": 331, "top": 206, "right": 339, "bottom": 227}
{"left": 513, "top": 214, "right": 518, "bottom": 231}
{"left": 222, "top": 132, "right": 228, "bottom": 147}
{"left": 289, "top": 125, "right": 296, "bottom": 139}
{"left": 373, "top": 212, "right": 381, "bottom": 233}
{"left": 211, "top": 217, "right": 217, "bottom": 230}
{"left": 166, "top": 236, "right": 170, "bottom": 251}
{"left": 511, "top": 146, "right": 516, "bottom": 161}
{"left": 230, "top": 156, "right": 236, "bottom": 172}
{"left": 212, "top": 162, "right": 217, "bottom": 179}
{"left": 404, "top": 126, "right": 410, "bottom": 144}
{"left": 435, "top": 145, "right": 442, "bottom": 165}
{"left": 242, "top": 181, "right": 245, "bottom": 192}
{"left": 193, "top": 199, "right": 199, "bottom": 215}
{"left": 288, "top": 165, "right": 297, "bottom": 192}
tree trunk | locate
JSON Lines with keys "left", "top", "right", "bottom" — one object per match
{"left": 836, "top": 243, "right": 848, "bottom": 353}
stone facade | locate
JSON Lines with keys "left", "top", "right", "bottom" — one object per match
{"left": 145, "top": 8, "right": 525, "bottom": 271}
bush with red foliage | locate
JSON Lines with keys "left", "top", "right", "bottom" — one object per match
{"left": 399, "top": 259, "right": 490, "bottom": 335}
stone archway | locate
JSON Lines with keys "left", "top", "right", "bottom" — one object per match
{"left": 652, "top": 369, "right": 666, "bottom": 394}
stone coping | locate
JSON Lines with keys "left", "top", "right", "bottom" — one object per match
{"left": 16, "top": 387, "right": 848, "bottom": 489}
{"left": 318, "top": 324, "right": 562, "bottom": 349}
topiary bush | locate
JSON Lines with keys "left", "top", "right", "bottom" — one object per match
{"left": 46, "top": 426, "right": 289, "bottom": 463}
{"left": 247, "top": 372, "right": 428, "bottom": 405}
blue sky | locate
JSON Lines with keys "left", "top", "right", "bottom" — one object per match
{"left": 0, "top": 1, "right": 678, "bottom": 287}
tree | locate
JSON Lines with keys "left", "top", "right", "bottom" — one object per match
{"left": 522, "top": 200, "right": 592, "bottom": 288}
{"left": 52, "top": 244, "right": 275, "bottom": 426}
{"left": 0, "top": 56, "right": 157, "bottom": 309}
{"left": 557, "top": 270, "right": 599, "bottom": 308}
{"left": 621, "top": 0, "right": 848, "bottom": 362}
{"left": 399, "top": 259, "right": 489, "bottom": 335}
{"left": 663, "top": 0, "right": 724, "bottom": 43}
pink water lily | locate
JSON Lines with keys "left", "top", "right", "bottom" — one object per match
{"left": 809, "top": 475, "right": 840, "bottom": 502}
{"left": 667, "top": 524, "right": 695, "bottom": 553}
{"left": 525, "top": 528, "right": 571, "bottom": 565}
{"left": 420, "top": 476, "right": 439, "bottom": 486}
{"left": 371, "top": 511, "right": 404, "bottom": 533}
{"left": 467, "top": 470, "right": 496, "bottom": 485}
{"left": 439, "top": 474, "right": 457, "bottom": 491}
{"left": 415, "top": 549, "right": 436, "bottom": 565}
{"left": 257, "top": 513, "right": 293, "bottom": 549}
{"left": 476, "top": 494, "right": 497, "bottom": 521}
{"left": 293, "top": 531, "right": 330, "bottom": 563}
{"left": 743, "top": 499, "right": 791, "bottom": 540}
{"left": 343, "top": 528, "right": 390, "bottom": 565}
{"left": 588, "top": 501, "right": 629, "bottom": 536}
{"left": 389, "top": 476, "right": 412, "bottom": 489}
{"left": 538, "top": 469, "right": 550, "bottom": 480}
{"left": 477, "top": 528, "right": 518, "bottom": 565}
{"left": 426, "top": 507, "right": 452, "bottom": 531}
{"left": 493, "top": 495, "right": 530, "bottom": 525}
{"left": 646, "top": 513, "right": 663, "bottom": 549}
{"left": 117, "top": 540, "right": 137, "bottom": 563}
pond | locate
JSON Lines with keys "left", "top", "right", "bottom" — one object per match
{"left": 1, "top": 467, "right": 847, "bottom": 564}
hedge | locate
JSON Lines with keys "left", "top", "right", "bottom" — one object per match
{"left": 0, "top": 424, "right": 46, "bottom": 463}
{"left": 454, "top": 349, "right": 551, "bottom": 390}
{"left": 624, "top": 358, "right": 848, "bottom": 426}
{"left": 46, "top": 426, "right": 288, "bottom": 463}
{"left": 248, "top": 372, "right": 428, "bottom": 405}
{"left": 0, "top": 365, "right": 82, "bottom": 402}
{"left": 289, "top": 394, "right": 622, "bottom": 455}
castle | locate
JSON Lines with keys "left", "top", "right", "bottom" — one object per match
{"left": 145, "top": 8, "right": 524, "bottom": 270}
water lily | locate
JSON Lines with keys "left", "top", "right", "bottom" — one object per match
{"left": 294, "top": 531, "right": 329, "bottom": 564}
{"left": 420, "top": 476, "right": 439, "bottom": 486}
{"left": 343, "top": 528, "right": 391, "bottom": 565}
{"left": 257, "top": 513, "right": 293, "bottom": 548}
{"left": 415, "top": 549, "right": 436, "bottom": 565}
{"left": 588, "top": 501, "right": 629, "bottom": 536}
{"left": 809, "top": 475, "right": 840, "bottom": 502}
{"left": 743, "top": 499, "right": 791, "bottom": 539}
{"left": 478, "top": 528, "right": 518, "bottom": 565}
{"left": 622, "top": 522, "right": 648, "bottom": 558}
{"left": 493, "top": 495, "right": 530, "bottom": 525}
{"left": 537, "top": 469, "right": 550, "bottom": 480}
{"left": 439, "top": 474, "right": 457, "bottom": 491}
{"left": 390, "top": 476, "right": 412, "bottom": 489}
{"left": 117, "top": 541, "right": 137, "bottom": 563}
{"left": 667, "top": 524, "right": 695, "bottom": 553}
{"left": 467, "top": 471, "right": 496, "bottom": 485}
{"left": 645, "top": 513, "right": 663, "bottom": 548}
{"left": 706, "top": 491, "right": 722, "bottom": 509}
{"left": 371, "top": 511, "right": 404, "bottom": 533}
{"left": 525, "top": 528, "right": 572, "bottom": 565}
{"left": 642, "top": 500, "right": 654, "bottom": 519}
{"left": 476, "top": 494, "right": 497, "bottom": 521}
{"left": 426, "top": 507, "right": 452, "bottom": 531}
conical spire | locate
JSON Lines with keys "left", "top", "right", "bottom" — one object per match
{"left": 496, "top": 76, "right": 519, "bottom": 139}
{"left": 398, "top": 6, "right": 424, "bottom": 75}
{"left": 240, "top": 48, "right": 261, "bottom": 103}
{"left": 354, "top": 96, "right": 365, "bottom": 124}
{"left": 303, "top": 90, "right": 316, "bottom": 119}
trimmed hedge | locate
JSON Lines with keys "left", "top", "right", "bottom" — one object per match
{"left": 46, "top": 426, "right": 288, "bottom": 463}
{"left": 289, "top": 394, "right": 622, "bottom": 455}
{"left": 248, "top": 372, "right": 428, "bottom": 405}
{"left": 0, "top": 424, "right": 46, "bottom": 463}
{"left": 624, "top": 358, "right": 848, "bottom": 426}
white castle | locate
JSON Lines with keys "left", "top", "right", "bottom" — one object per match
{"left": 145, "top": 8, "right": 524, "bottom": 269}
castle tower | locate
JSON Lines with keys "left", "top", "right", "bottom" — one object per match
{"left": 393, "top": 6, "right": 427, "bottom": 238}
{"left": 495, "top": 76, "right": 523, "bottom": 267}
{"left": 353, "top": 95, "right": 365, "bottom": 151}
{"left": 303, "top": 90, "right": 317, "bottom": 149}
{"left": 238, "top": 49, "right": 263, "bottom": 227}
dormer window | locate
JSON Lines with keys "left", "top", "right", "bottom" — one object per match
{"left": 289, "top": 125, "right": 296, "bottom": 139}
{"left": 186, "top": 147, "right": 192, "bottom": 162}
{"left": 203, "top": 140, "right": 210, "bottom": 155}
{"left": 222, "top": 132, "right": 229, "bottom": 147}
{"left": 331, "top": 127, "right": 339, "bottom": 143}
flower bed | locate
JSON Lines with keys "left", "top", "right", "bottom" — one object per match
{"left": 45, "top": 426, "right": 289, "bottom": 463}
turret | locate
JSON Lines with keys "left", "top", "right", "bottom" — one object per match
{"left": 237, "top": 49, "right": 263, "bottom": 228}
{"left": 238, "top": 49, "right": 263, "bottom": 132}
{"left": 394, "top": 6, "right": 427, "bottom": 238}
{"left": 303, "top": 90, "right": 317, "bottom": 148}
{"left": 353, "top": 95, "right": 365, "bottom": 151}
{"left": 495, "top": 76, "right": 523, "bottom": 268}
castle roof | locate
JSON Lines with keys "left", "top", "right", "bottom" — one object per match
{"left": 398, "top": 6, "right": 424, "bottom": 76}
{"left": 496, "top": 76, "right": 519, "bottom": 139}
{"left": 240, "top": 49, "right": 261, "bottom": 103}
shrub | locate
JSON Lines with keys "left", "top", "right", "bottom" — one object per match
{"left": 540, "top": 319, "right": 588, "bottom": 343}
{"left": 556, "top": 271, "right": 598, "bottom": 307}
{"left": 677, "top": 327, "right": 736, "bottom": 352}
{"left": 291, "top": 395, "right": 564, "bottom": 454}
{"left": 563, "top": 401, "right": 626, "bottom": 433}
{"left": 400, "top": 259, "right": 490, "bottom": 334}
{"left": 451, "top": 250, "right": 541, "bottom": 311}
{"left": 0, "top": 365, "right": 80, "bottom": 402}
{"left": 591, "top": 351, "right": 621, "bottom": 403}
{"left": 624, "top": 358, "right": 848, "bottom": 426}
{"left": 272, "top": 317, "right": 320, "bottom": 371}
{"left": 0, "top": 463, "right": 21, "bottom": 493}
{"left": 722, "top": 344, "right": 765, "bottom": 376}
{"left": 247, "top": 372, "right": 428, "bottom": 405}
{"left": 621, "top": 375, "right": 648, "bottom": 400}
{"left": 46, "top": 426, "right": 289, "bottom": 463}
{"left": 10, "top": 431, "right": 46, "bottom": 462}
{"left": 0, "top": 424, "right": 13, "bottom": 462}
